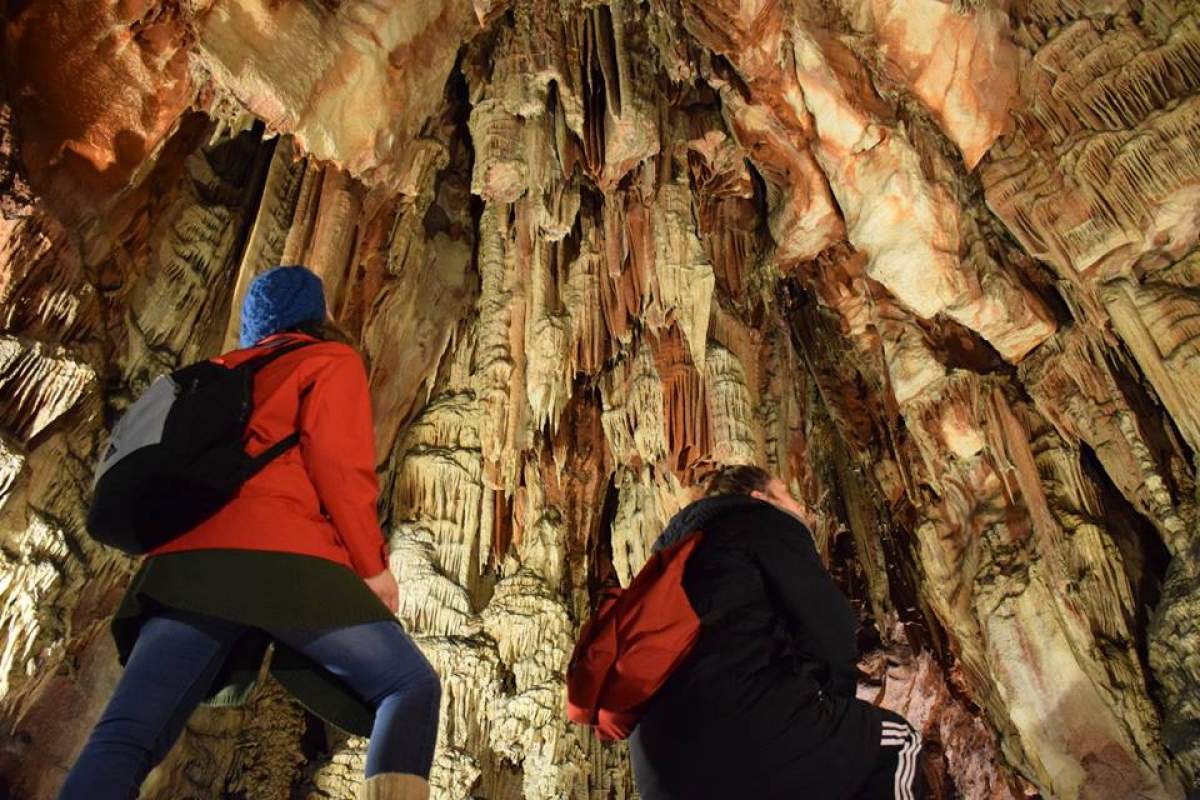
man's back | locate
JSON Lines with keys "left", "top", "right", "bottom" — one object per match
{"left": 629, "top": 496, "right": 884, "bottom": 800}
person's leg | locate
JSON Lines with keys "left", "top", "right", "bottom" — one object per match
{"left": 273, "top": 621, "right": 441, "bottom": 779}
{"left": 853, "top": 709, "right": 925, "bottom": 800}
{"left": 59, "top": 611, "right": 244, "bottom": 800}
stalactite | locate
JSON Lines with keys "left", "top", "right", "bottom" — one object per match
{"left": 983, "top": 15, "right": 1200, "bottom": 280}
{"left": 0, "top": 341, "right": 95, "bottom": 443}
{"left": 2, "top": 1, "right": 1200, "bottom": 797}
{"left": 610, "top": 466, "right": 689, "bottom": 586}
{"left": 365, "top": 122, "right": 478, "bottom": 459}
{"left": 220, "top": 136, "right": 308, "bottom": 348}
{"left": 1101, "top": 278, "right": 1200, "bottom": 453}
{"left": 602, "top": 340, "right": 668, "bottom": 469}
{"left": 120, "top": 130, "right": 271, "bottom": 395}
{"left": 651, "top": 178, "right": 715, "bottom": 368}
{"left": 563, "top": 239, "right": 608, "bottom": 375}
{"left": 651, "top": 325, "right": 713, "bottom": 477}
{"left": 1020, "top": 326, "right": 1193, "bottom": 552}
{"left": 687, "top": 130, "right": 767, "bottom": 298}
{"left": 524, "top": 241, "right": 572, "bottom": 432}
{"left": 704, "top": 342, "right": 759, "bottom": 466}
{"left": 0, "top": 213, "right": 96, "bottom": 345}
{"left": 193, "top": 0, "right": 489, "bottom": 189}
{"left": 473, "top": 202, "right": 524, "bottom": 490}
{"left": 596, "top": 194, "right": 651, "bottom": 347}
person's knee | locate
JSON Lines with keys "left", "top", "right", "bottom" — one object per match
{"left": 410, "top": 661, "right": 441, "bottom": 708}
{"left": 94, "top": 717, "right": 173, "bottom": 767}
{"left": 91, "top": 713, "right": 157, "bottom": 750}
{"left": 380, "top": 657, "right": 441, "bottom": 710}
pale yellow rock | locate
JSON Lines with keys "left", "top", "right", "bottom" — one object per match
{"left": 984, "top": 576, "right": 1182, "bottom": 800}
{"left": 1, "top": 3, "right": 1197, "bottom": 799}
{"left": 863, "top": 0, "right": 1021, "bottom": 168}
{"left": 1102, "top": 278, "right": 1200, "bottom": 452}
{"left": 0, "top": 338, "right": 95, "bottom": 443}
{"left": 195, "top": 0, "right": 483, "bottom": 188}
{"left": 652, "top": 180, "right": 715, "bottom": 368}
{"left": 982, "top": 18, "right": 1200, "bottom": 279}
{"left": 704, "top": 342, "right": 760, "bottom": 466}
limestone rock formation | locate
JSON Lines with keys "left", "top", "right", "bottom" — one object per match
{"left": 1, "top": 1, "right": 1198, "bottom": 798}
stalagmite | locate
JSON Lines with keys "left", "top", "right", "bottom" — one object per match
{"left": 1, "top": 1, "right": 1198, "bottom": 798}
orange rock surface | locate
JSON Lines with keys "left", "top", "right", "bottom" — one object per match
{"left": 0, "top": 2, "right": 1197, "bottom": 799}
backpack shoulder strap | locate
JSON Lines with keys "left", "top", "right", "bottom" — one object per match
{"left": 247, "top": 430, "right": 302, "bottom": 474}
{"left": 239, "top": 338, "right": 318, "bottom": 374}
{"left": 236, "top": 338, "right": 322, "bottom": 478}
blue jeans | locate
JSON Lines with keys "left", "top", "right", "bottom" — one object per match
{"left": 59, "top": 611, "right": 441, "bottom": 800}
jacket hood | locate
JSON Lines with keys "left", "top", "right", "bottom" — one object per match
{"left": 652, "top": 493, "right": 767, "bottom": 552}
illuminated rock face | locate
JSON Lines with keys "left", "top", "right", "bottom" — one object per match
{"left": 0, "top": 2, "right": 1197, "bottom": 799}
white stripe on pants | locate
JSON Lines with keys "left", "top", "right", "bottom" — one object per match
{"left": 880, "top": 721, "right": 922, "bottom": 800}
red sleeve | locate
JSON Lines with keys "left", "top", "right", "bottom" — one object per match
{"left": 299, "top": 348, "right": 388, "bottom": 578}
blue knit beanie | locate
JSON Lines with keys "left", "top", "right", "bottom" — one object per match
{"left": 238, "top": 265, "right": 327, "bottom": 348}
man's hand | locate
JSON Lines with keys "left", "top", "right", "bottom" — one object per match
{"left": 364, "top": 568, "right": 400, "bottom": 614}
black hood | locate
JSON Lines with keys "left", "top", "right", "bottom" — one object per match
{"left": 652, "top": 494, "right": 766, "bottom": 552}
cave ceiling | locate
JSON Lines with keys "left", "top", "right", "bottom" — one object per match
{"left": 0, "top": 0, "right": 1199, "bottom": 798}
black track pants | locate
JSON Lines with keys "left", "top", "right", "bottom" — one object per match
{"left": 853, "top": 710, "right": 925, "bottom": 799}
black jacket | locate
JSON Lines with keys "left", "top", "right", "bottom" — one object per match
{"left": 630, "top": 496, "right": 882, "bottom": 799}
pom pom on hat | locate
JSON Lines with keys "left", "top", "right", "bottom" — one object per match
{"left": 239, "top": 265, "right": 327, "bottom": 348}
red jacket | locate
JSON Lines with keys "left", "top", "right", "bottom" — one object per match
{"left": 149, "top": 333, "right": 389, "bottom": 578}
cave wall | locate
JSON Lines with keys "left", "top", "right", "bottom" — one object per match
{"left": 0, "top": 1, "right": 1198, "bottom": 798}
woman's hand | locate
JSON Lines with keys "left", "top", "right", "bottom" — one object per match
{"left": 365, "top": 568, "right": 400, "bottom": 614}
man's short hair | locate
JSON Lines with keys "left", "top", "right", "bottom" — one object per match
{"left": 703, "top": 464, "right": 771, "bottom": 497}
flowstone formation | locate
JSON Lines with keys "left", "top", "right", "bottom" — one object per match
{"left": 0, "top": 1, "right": 1198, "bottom": 798}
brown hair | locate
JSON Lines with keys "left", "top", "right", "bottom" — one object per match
{"left": 703, "top": 464, "right": 771, "bottom": 498}
{"left": 282, "top": 318, "right": 373, "bottom": 370}
{"left": 285, "top": 318, "right": 354, "bottom": 345}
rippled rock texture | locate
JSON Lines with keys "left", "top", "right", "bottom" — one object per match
{"left": 0, "top": 1, "right": 1197, "bottom": 798}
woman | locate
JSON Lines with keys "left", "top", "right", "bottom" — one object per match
{"left": 61, "top": 266, "right": 439, "bottom": 800}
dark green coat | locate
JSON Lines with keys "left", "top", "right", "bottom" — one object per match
{"left": 114, "top": 549, "right": 396, "bottom": 736}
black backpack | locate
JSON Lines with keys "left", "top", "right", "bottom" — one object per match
{"left": 87, "top": 338, "right": 314, "bottom": 554}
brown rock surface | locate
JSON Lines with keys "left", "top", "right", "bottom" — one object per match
{"left": 4, "top": 1, "right": 193, "bottom": 220}
{"left": 1, "top": 2, "right": 1198, "bottom": 799}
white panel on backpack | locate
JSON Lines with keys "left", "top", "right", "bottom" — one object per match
{"left": 93, "top": 376, "right": 178, "bottom": 485}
